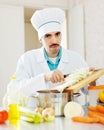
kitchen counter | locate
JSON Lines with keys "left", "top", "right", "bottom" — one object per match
{"left": 0, "top": 117, "right": 104, "bottom": 130}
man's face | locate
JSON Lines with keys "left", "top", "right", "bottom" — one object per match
{"left": 40, "top": 31, "right": 62, "bottom": 57}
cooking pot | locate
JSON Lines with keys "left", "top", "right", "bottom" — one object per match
{"left": 31, "top": 90, "right": 80, "bottom": 116}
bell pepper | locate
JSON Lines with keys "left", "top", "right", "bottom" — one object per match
{"left": 0, "top": 110, "right": 8, "bottom": 123}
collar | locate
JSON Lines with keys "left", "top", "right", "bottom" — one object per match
{"left": 44, "top": 46, "right": 62, "bottom": 64}
{"left": 37, "top": 46, "right": 70, "bottom": 63}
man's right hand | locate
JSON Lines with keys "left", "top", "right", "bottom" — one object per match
{"left": 44, "top": 70, "right": 64, "bottom": 83}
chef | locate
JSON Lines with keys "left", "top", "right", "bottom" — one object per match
{"left": 4, "top": 7, "right": 95, "bottom": 107}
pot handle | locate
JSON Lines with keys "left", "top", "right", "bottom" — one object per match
{"left": 72, "top": 92, "right": 81, "bottom": 102}
{"left": 30, "top": 92, "right": 42, "bottom": 107}
{"left": 72, "top": 92, "right": 81, "bottom": 97}
{"left": 31, "top": 92, "right": 39, "bottom": 98}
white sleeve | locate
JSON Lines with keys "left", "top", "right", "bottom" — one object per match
{"left": 19, "top": 73, "right": 48, "bottom": 96}
{"left": 10, "top": 55, "right": 49, "bottom": 97}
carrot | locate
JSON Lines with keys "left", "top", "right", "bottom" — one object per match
{"left": 88, "top": 111, "right": 104, "bottom": 117}
{"left": 88, "top": 85, "right": 104, "bottom": 90}
{"left": 96, "top": 105, "right": 104, "bottom": 113}
{"left": 87, "top": 106, "right": 98, "bottom": 112}
{"left": 88, "top": 111, "right": 104, "bottom": 125}
{"left": 72, "top": 116, "right": 99, "bottom": 123}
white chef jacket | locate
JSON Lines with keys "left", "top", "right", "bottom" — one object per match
{"left": 12, "top": 47, "right": 88, "bottom": 96}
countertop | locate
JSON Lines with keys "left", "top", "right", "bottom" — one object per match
{"left": 0, "top": 117, "right": 104, "bottom": 130}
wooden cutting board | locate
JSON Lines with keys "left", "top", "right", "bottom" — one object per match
{"left": 51, "top": 68, "right": 104, "bottom": 93}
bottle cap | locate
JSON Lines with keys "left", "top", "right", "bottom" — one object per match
{"left": 10, "top": 75, "right": 16, "bottom": 80}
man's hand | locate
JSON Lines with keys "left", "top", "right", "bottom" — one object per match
{"left": 44, "top": 70, "right": 64, "bottom": 83}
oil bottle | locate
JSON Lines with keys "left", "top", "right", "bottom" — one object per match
{"left": 7, "top": 76, "right": 20, "bottom": 122}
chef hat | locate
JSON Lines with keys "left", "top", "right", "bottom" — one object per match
{"left": 31, "top": 7, "right": 65, "bottom": 39}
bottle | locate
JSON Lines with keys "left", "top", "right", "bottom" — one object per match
{"left": 7, "top": 76, "right": 20, "bottom": 121}
{"left": 8, "top": 104, "right": 20, "bottom": 121}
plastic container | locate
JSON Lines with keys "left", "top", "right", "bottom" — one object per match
{"left": 88, "top": 85, "right": 104, "bottom": 106}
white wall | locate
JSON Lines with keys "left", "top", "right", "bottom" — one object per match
{"left": 68, "top": 4, "right": 85, "bottom": 58}
{"left": 0, "top": 5, "right": 24, "bottom": 105}
{"left": 68, "top": 1, "right": 104, "bottom": 84}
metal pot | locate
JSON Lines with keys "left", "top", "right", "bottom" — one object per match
{"left": 30, "top": 91, "right": 80, "bottom": 116}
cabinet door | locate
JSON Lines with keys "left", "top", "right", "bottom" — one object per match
{"left": 0, "top": 0, "right": 17, "bottom": 2}
{"left": 22, "top": 0, "right": 45, "bottom": 5}
{"left": 45, "top": 0, "right": 68, "bottom": 9}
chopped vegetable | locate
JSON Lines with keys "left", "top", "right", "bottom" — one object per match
{"left": 96, "top": 105, "right": 104, "bottom": 113}
{"left": 55, "top": 68, "right": 93, "bottom": 92}
{"left": 64, "top": 101, "right": 84, "bottom": 118}
{"left": 87, "top": 106, "right": 98, "bottom": 112}
{"left": 88, "top": 111, "right": 104, "bottom": 125}
{"left": 72, "top": 116, "right": 99, "bottom": 123}
{"left": 42, "top": 107, "right": 55, "bottom": 122}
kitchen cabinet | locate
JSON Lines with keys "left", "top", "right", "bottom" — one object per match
{"left": 0, "top": 0, "right": 17, "bottom": 2}
{"left": 45, "top": 0, "right": 68, "bottom": 9}
{"left": 0, "top": 0, "right": 69, "bottom": 9}
{"left": 22, "top": 0, "right": 45, "bottom": 7}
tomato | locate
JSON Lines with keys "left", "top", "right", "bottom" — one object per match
{"left": 0, "top": 110, "right": 8, "bottom": 123}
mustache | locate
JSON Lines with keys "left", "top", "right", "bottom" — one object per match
{"left": 50, "top": 44, "right": 59, "bottom": 47}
